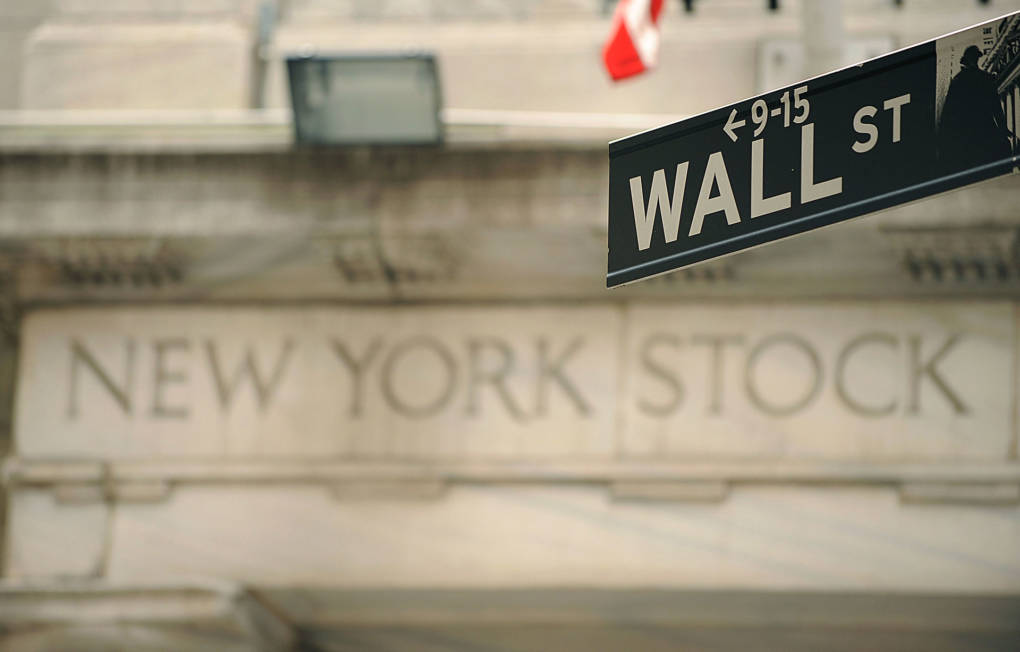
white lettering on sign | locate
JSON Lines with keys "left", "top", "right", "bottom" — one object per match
{"left": 629, "top": 122, "right": 844, "bottom": 251}
{"left": 800, "top": 123, "right": 843, "bottom": 203}
{"left": 853, "top": 93, "right": 912, "bottom": 153}
{"left": 629, "top": 163, "right": 688, "bottom": 251}
{"left": 751, "top": 138, "right": 791, "bottom": 218}
{"left": 851, "top": 106, "right": 880, "bottom": 153}
{"left": 883, "top": 93, "right": 911, "bottom": 143}
{"left": 689, "top": 151, "right": 741, "bottom": 237}
{"left": 625, "top": 85, "right": 919, "bottom": 253}
{"left": 724, "top": 84, "right": 810, "bottom": 142}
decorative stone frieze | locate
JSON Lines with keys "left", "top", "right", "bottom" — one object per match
{"left": 6, "top": 303, "right": 1017, "bottom": 509}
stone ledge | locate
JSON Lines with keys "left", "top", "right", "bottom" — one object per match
{"left": 0, "top": 109, "right": 670, "bottom": 152}
{"left": 6, "top": 458, "right": 1020, "bottom": 504}
{"left": 2, "top": 585, "right": 1018, "bottom": 651}
{"left": 0, "top": 579, "right": 295, "bottom": 652}
{"left": 900, "top": 481, "right": 1020, "bottom": 505}
{"left": 610, "top": 480, "right": 731, "bottom": 502}
{"left": 1, "top": 146, "right": 1018, "bottom": 301}
{"left": 263, "top": 587, "right": 1020, "bottom": 631}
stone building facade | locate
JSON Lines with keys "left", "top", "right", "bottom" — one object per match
{"left": 1, "top": 1, "right": 1020, "bottom": 650}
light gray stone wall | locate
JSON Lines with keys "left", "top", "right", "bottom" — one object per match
{"left": 10, "top": 0, "right": 1020, "bottom": 111}
{"left": 7, "top": 476, "right": 1020, "bottom": 592}
{"left": 2, "top": 1, "right": 1020, "bottom": 646}
{"left": 0, "top": 1, "right": 51, "bottom": 109}
{"left": 4, "top": 302, "right": 1019, "bottom": 592}
{"left": 19, "top": 0, "right": 256, "bottom": 110}
{"left": 12, "top": 304, "right": 1015, "bottom": 464}
{"left": 1, "top": 148, "right": 1017, "bottom": 302}
{"left": 21, "top": 23, "right": 253, "bottom": 110}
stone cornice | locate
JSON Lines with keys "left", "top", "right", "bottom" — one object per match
{"left": 6, "top": 458, "right": 1020, "bottom": 506}
{"left": 1, "top": 145, "right": 1018, "bottom": 301}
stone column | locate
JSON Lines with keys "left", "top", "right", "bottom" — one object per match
{"left": 802, "top": 0, "right": 846, "bottom": 77}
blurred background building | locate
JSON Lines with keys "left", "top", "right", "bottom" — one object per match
{"left": 0, "top": 0, "right": 1019, "bottom": 650}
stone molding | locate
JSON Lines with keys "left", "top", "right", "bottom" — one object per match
{"left": 2, "top": 584, "right": 1018, "bottom": 650}
{"left": 881, "top": 225, "right": 1020, "bottom": 283}
{"left": 2, "top": 148, "right": 1020, "bottom": 300}
{"left": 32, "top": 237, "right": 186, "bottom": 290}
{"left": 0, "top": 579, "right": 295, "bottom": 652}
{"left": 6, "top": 458, "right": 1019, "bottom": 505}
{"left": 21, "top": 22, "right": 252, "bottom": 111}
{"left": 261, "top": 587, "right": 1020, "bottom": 631}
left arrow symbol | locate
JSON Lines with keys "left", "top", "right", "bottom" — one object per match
{"left": 723, "top": 108, "right": 746, "bottom": 143}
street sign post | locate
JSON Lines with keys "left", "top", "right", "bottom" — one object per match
{"left": 607, "top": 11, "right": 1020, "bottom": 288}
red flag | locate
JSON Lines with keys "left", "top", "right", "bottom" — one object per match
{"left": 602, "top": 0, "right": 665, "bottom": 81}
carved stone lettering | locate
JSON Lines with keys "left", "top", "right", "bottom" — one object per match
{"left": 467, "top": 338, "right": 527, "bottom": 421}
{"left": 744, "top": 333, "right": 823, "bottom": 417}
{"left": 692, "top": 334, "right": 743, "bottom": 414}
{"left": 907, "top": 334, "right": 969, "bottom": 415}
{"left": 637, "top": 334, "right": 683, "bottom": 417}
{"left": 67, "top": 338, "right": 134, "bottom": 418}
{"left": 151, "top": 338, "right": 189, "bottom": 419}
{"left": 379, "top": 337, "right": 458, "bottom": 418}
{"left": 19, "top": 306, "right": 1009, "bottom": 462}
{"left": 624, "top": 304, "right": 1009, "bottom": 461}
{"left": 835, "top": 332, "right": 898, "bottom": 417}
{"left": 535, "top": 337, "right": 591, "bottom": 416}
{"left": 332, "top": 338, "right": 382, "bottom": 417}
{"left": 205, "top": 339, "right": 294, "bottom": 413}
{"left": 20, "top": 308, "right": 621, "bottom": 460}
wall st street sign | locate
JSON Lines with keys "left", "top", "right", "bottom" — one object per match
{"left": 607, "top": 12, "right": 1020, "bottom": 287}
